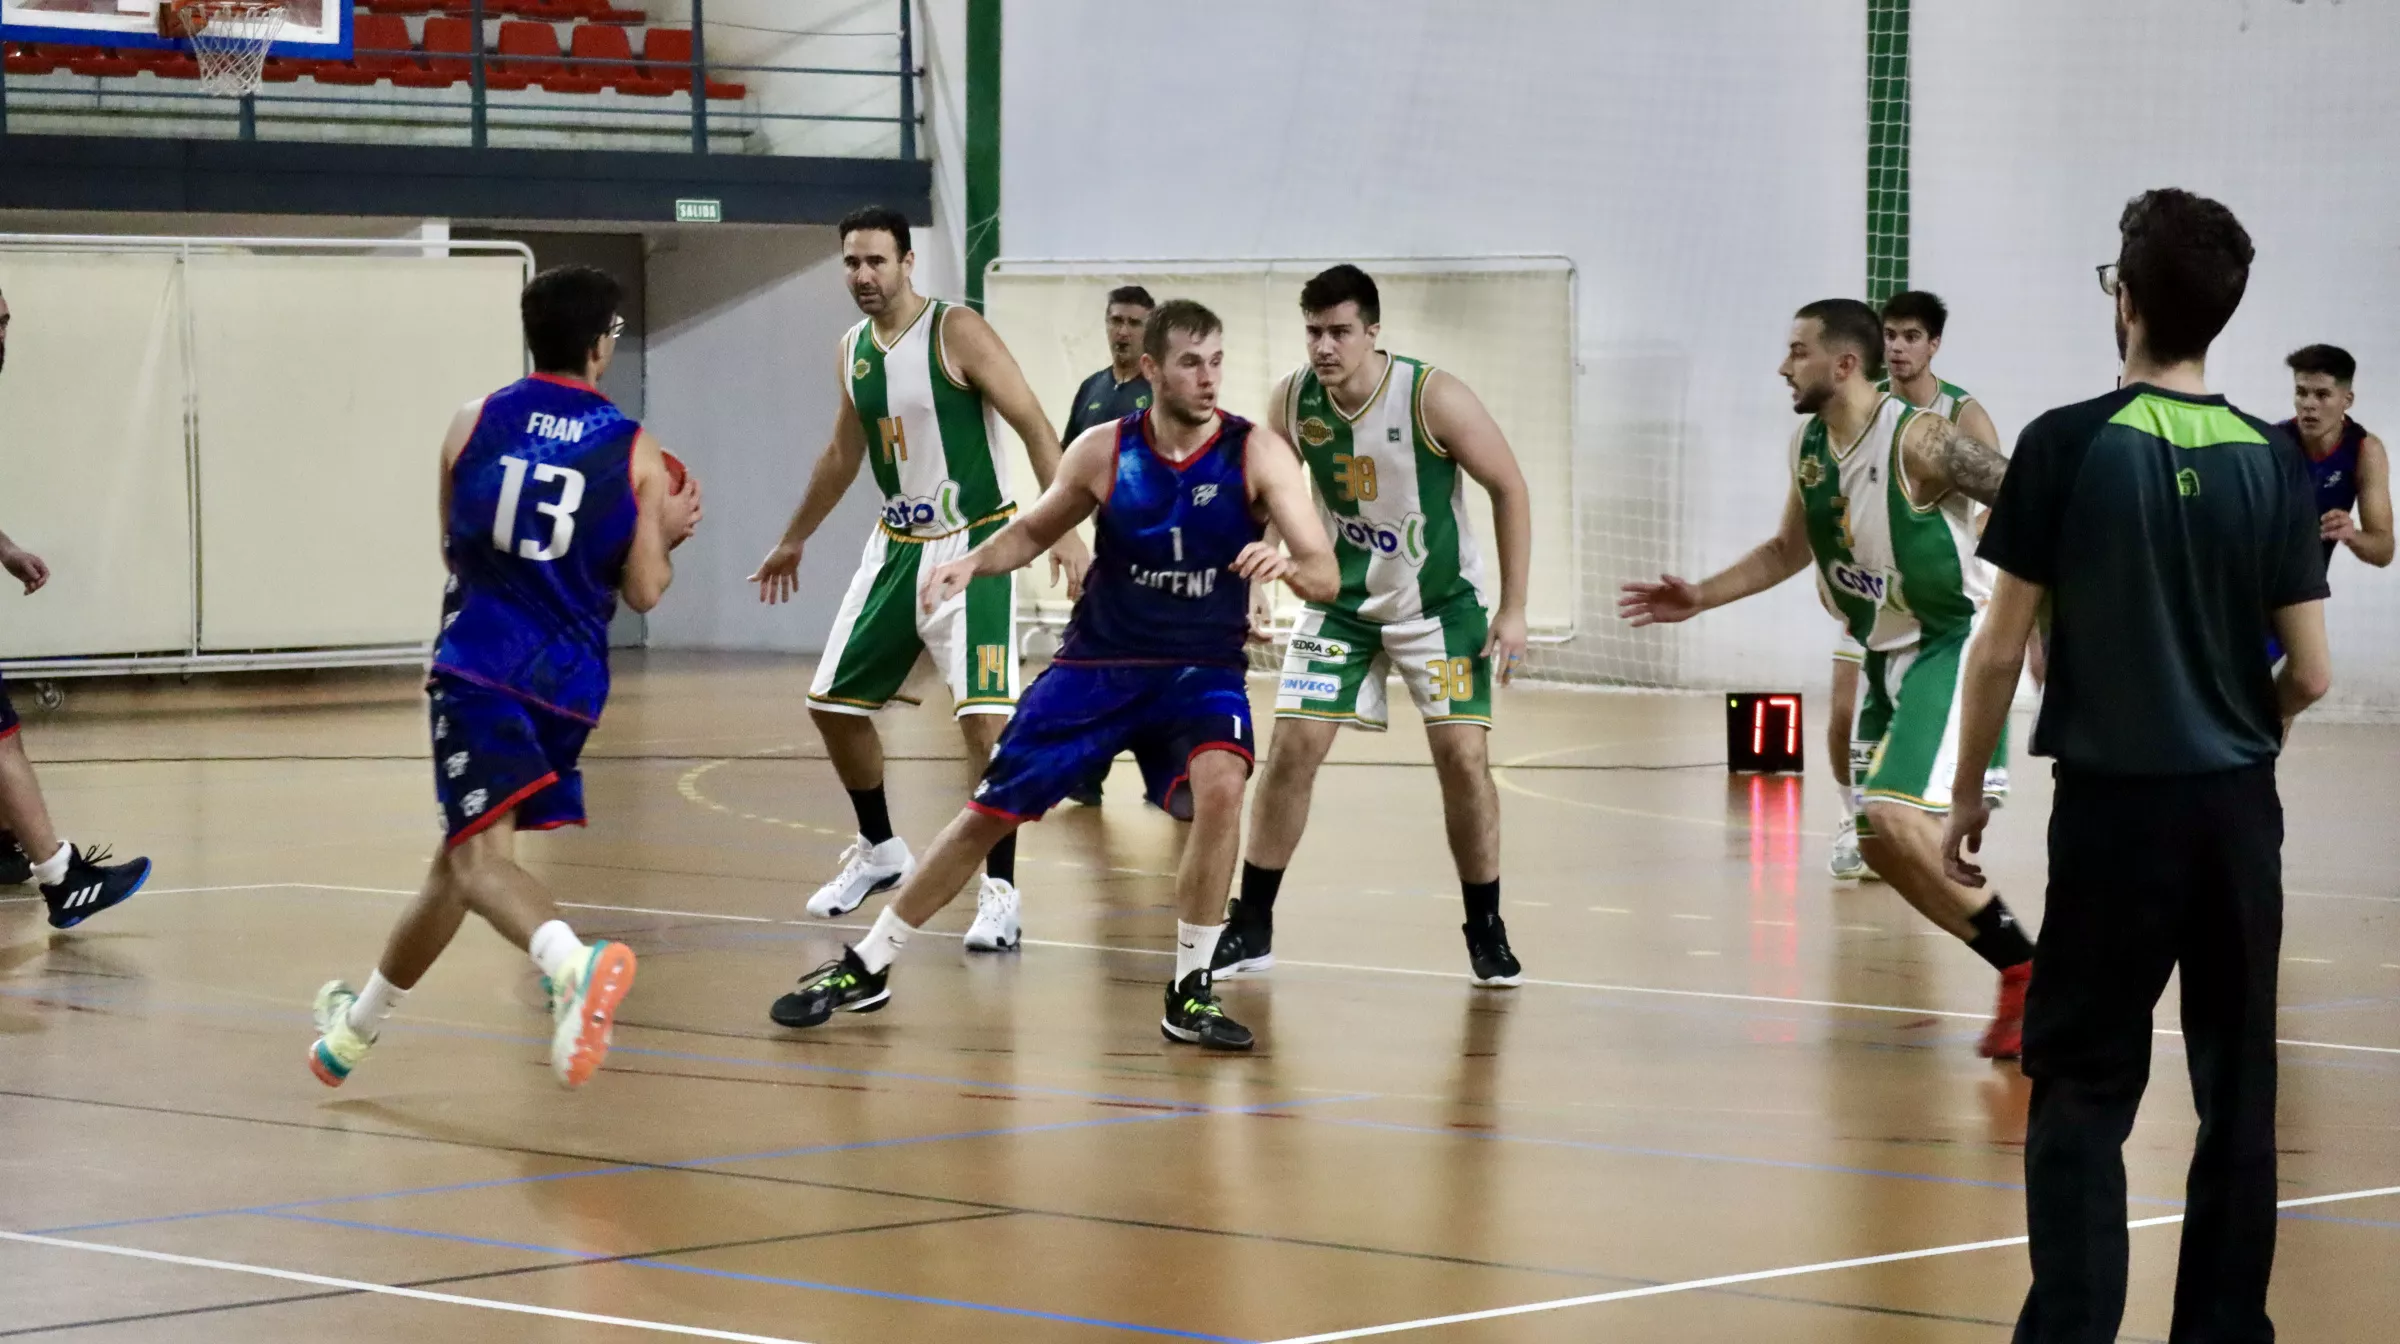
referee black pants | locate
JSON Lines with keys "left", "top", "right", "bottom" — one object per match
{"left": 2016, "top": 763, "right": 2282, "bottom": 1344}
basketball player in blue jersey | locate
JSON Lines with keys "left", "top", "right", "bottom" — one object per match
{"left": 0, "top": 285, "right": 154, "bottom": 925}
{"left": 307, "top": 266, "right": 701, "bottom": 1091}
{"left": 767, "top": 300, "right": 1338, "bottom": 1050}
{"left": 2282, "top": 345, "right": 2392, "bottom": 572}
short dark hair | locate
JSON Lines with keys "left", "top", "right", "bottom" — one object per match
{"left": 1106, "top": 284, "right": 1156, "bottom": 310}
{"left": 1299, "top": 264, "right": 1380, "bottom": 325}
{"left": 1880, "top": 290, "right": 1948, "bottom": 339}
{"left": 2116, "top": 188, "right": 2252, "bottom": 364}
{"left": 837, "top": 205, "right": 912, "bottom": 258}
{"left": 1794, "top": 298, "right": 1885, "bottom": 379}
{"left": 521, "top": 265, "right": 623, "bottom": 374}
{"left": 2287, "top": 343, "right": 2356, "bottom": 385}
{"left": 1143, "top": 298, "right": 1223, "bottom": 362}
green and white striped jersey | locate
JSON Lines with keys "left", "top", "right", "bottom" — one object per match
{"left": 1285, "top": 354, "right": 1489, "bottom": 623}
{"left": 843, "top": 299, "right": 1012, "bottom": 539}
{"left": 1794, "top": 395, "right": 1989, "bottom": 652}
{"left": 1878, "top": 376, "right": 1976, "bottom": 424}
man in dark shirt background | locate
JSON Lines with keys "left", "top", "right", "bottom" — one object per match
{"left": 1944, "top": 189, "right": 2331, "bottom": 1343}
{"left": 1060, "top": 285, "right": 1154, "bottom": 805}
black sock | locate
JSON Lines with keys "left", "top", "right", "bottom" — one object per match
{"left": 1965, "top": 895, "right": 2035, "bottom": 970}
{"left": 1238, "top": 862, "right": 1285, "bottom": 919}
{"left": 986, "top": 831, "right": 1017, "bottom": 885}
{"left": 847, "top": 785, "right": 894, "bottom": 845}
{"left": 1463, "top": 878, "right": 1501, "bottom": 925}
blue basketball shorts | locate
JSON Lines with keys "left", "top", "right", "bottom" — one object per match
{"left": 428, "top": 672, "right": 593, "bottom": 845}
{"left": 0, "top": 672, "right": 19, "bottom": 741}
{"left": 970, "top": 662, "right": 1255, "bottom": 823}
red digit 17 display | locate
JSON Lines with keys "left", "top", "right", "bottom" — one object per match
{"left": 1725, "top": 693, "right": 1804, "bottom": 773}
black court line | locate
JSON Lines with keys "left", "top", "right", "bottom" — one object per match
{"left": 0, "top": 1210, "right": 1014, "bottom": 1338}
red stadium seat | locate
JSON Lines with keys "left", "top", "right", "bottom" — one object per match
{"left": 260, "top": 55, "right": 307, "bottom": 82}
{"left": 3, "top": 43, "right": 63, "bottom": 76}
{"left": 419, "top": 16, "right": 475, "bottom": 81}
{"left": 315, "top": 14, "right": 417, "bottom": 85}
{"left": 486, "top": 20, "right": 560, "bottom": 92}
{"left": 551, "top": 23, "right": 634, "bottom": 95}
{"left": 66, "top": 48, "right": 142, "bottom": 79}
{"left": 144, "top": 49, "right": 201, "bottom": 79}
{"left": 640, "top": 28, "right": 744, "bottom": 100}
{"left": 363, "top": 0, "right": 435, "bottom": 14}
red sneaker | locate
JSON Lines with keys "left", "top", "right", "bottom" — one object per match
{"left": 1978, "top": 962, "right": 2032, "bottom": 1059}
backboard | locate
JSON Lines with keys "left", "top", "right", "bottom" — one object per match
{"left": 1, "top": 0, "right": 349, "bottom": 57}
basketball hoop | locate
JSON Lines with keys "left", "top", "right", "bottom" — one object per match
{"left": 170, "top": 0, "right": 287, "bottom": 97}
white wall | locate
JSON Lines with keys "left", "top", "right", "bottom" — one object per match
{"left": 1916, "top": 0, "right": 2400, "bottom": 715}
{"left": 999, "top": 0, "right": 1866, "bottom": 689}
{"left": 641, "top": 225, "right": 884, "bottom": 651}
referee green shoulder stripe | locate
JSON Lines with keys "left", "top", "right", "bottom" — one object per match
{"left": 2109, "top": 394, "right": 2269, "bottom": 449}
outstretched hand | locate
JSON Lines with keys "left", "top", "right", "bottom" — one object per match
{"left": 922, "top": 556, "right": 978, "bottom": 613}
{"left": 0, "top": 543, "right": 50, "bottom": 596}
{"left": 1229, "top": 541, "right": 1294, "bottom": 588}
{"left": 1617, "top": 574, "right": 1703, "bottom": 626}
{"left": 749, "top": 540, "right": 803, "bottom": 604}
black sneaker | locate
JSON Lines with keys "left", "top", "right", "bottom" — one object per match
{"left": 41, "top": 845, "right": 152, "bottom": 930}
{"left": 769, "top": 947, "right": 890, "bottom": 1028}
{"left": 1065, "top": 782, "right": 1104, "bottom": 807}
{"left": 0, "top": 831, "right": 29, "bottom": 887}
{"left": 1210, "top": 899, "right": 1275, "bottom": 977}
{"left": 1463, "top": 916, "right": 1523, "bottom": 987}
{"left": 1161, "top": 969, "right": 1253, "bottom": 1051}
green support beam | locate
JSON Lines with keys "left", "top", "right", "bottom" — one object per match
{"left": 963, "top": 0, "right": 1001, "bottom": 312}
{"left": 1866, "top": 0, "right": 1910, "bottom": 302}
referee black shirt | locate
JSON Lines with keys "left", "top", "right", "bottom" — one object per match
{"left": 1063, "top": 366, "right": 1151, "bottom": 442}
{"left": 1979, "top": 383, "right": 2328, "bottom": 775}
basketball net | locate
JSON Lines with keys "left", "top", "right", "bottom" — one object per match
{"left": 171, "top": 0, "right": 286, "bottom": 97}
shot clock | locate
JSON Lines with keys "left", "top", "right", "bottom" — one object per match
{"left": 1726, "top": 693, "right": 1804, "bottom": 773}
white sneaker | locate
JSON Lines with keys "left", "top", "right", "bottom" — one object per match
{"left": 807, "top": 835, "right": 912, "bottom": 918}
{"left": 1983, "top": 766, "right": 2010, "bottom": 810}
{"left": 963, "top": 875, "right": 1022, "bottom": 952}
{"left": 1828, "top": 817, "right": 1868, "bottom": 881}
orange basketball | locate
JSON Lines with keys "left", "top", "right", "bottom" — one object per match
{"left": 663, "top": 450, "right": 691, "bottom": 491}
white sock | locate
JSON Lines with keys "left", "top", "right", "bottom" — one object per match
{"left": 346, "top": 971, "right": 407, "bottom": 1037}
{"left": 528, "top": 919, "right": 585, "bottom": 984}
{"left": 1175, "top": 920, "right": 1224, "bottom": 984}
{"left": 854, "top": 905, "right": 915, "bottom": 974}
{"left": 31, "top": 841, "right": 71, "bottom": 887}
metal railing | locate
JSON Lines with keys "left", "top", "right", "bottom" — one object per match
{"left": 0, "top": 0, "right": 923, "bottom": 158}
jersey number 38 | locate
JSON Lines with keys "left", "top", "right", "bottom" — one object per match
{"left": 492, "top": 455, "right": 585, "bottom": 562}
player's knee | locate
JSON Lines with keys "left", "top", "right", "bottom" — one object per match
{"left": 1427, "top": 726, "right": 1491, "bottom": 782}
{"left": 1185, "top": 752, "right": 1249, "bottom": 816}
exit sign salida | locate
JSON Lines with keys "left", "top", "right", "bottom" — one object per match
{"left": 675, "top": 198, "right": 724, "bottom": 224}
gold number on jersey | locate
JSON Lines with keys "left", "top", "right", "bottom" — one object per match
{"left": 877, "top": 416, "right": 909, "bottom": 464}
{"left": 976, "top": 644, "right": 1007, "bottom": 693}
{"left": 1832, "top": 494, "right": 1855, "bottom": 551}
{"left": 1332, "top": 453, "right": 1378, "bottom": 502}
{"left": 1426, "top": 656, "right": 1474, "bottom": 704}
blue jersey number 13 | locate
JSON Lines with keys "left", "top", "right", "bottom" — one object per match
{"left": 492, "top": 455, "right": 585, "bottom": 561}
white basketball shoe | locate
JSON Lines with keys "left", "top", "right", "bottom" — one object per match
{"left": 963, "top": 875, "right": 1022, "bottom": 951}
{"left": 807, "top": 835, "right": 912, "bottom": 918}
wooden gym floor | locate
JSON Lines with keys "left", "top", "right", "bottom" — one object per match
{"left": 1, "top": 652, "right": 2395, "bottom": 1342}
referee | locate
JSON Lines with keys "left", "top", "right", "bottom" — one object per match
{"left": 1058, "top": 285, "right": 1154, "bottom": 805}
{"left": 1944, "top": 189, "right": 2330, "bottom": 1342}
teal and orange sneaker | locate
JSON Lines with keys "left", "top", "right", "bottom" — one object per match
{"left": 308, "top": 980, "right": 374, "bottom": 1087}
{"left": 549, "top": 941, "right": 637, "bottom": 1088}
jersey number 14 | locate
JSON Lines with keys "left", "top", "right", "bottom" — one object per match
{"left": 492, "top": 455, "right": 585, "bottom": 561}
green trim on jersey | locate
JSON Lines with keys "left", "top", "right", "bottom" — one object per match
{"left": 845, "top": 299, "right": 1006, "bottom": 537}
{"left": 1290, "top": 354, "right": 1481, "bottom": 622}
{"left": 1796, "top": 398, "right": 1982, "bottom": 647}
{"left": 2107, "top": 392, "right": 2269, "bottom": 449}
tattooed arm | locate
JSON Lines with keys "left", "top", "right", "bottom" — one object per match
{"left": 1900, "top": 411, "right": 2010, "bottom": 508}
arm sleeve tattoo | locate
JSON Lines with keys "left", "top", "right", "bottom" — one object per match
{"left": 1913, "top": 415, "right": 2009, "bottom": 507}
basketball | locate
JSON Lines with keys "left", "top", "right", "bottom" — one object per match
{"left": 662, "top": 449, "right": 691, "bottom": 492}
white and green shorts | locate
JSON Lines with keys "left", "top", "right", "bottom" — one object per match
{"left": 1272, "top": 602, "right": 1493, "bottom": 731}
{"left": 1853, "top": 621, "right": 1974, "bottom": 837}
{"left": 808, "top": 517, "right": 1018, "bottom": 719}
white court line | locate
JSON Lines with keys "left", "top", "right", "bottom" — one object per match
{"left": 0, "top": 1230, "right": 815, "bottom": 1344}
{"left": 1260, "top": 1184, "right": 2400, "bottom": 1343}
{"left": 123, "top": 884, "right": 2400, "bottom": 1058}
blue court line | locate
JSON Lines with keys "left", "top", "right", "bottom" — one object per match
{"left": 259, "top": 1209, "right": 1253, "bottom": 1341}
{"left": 33, "top": 1093, "right": 1373, "bottom": 1236}
{"left": 1296, "top": 1114, "right": 2189, "bottom": 1208}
